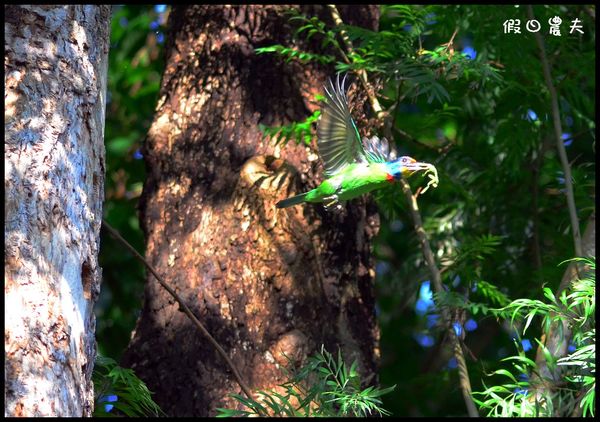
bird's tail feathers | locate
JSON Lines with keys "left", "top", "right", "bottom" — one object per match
{"left": 276, "top": 193, "right": 308, "bottom": 208}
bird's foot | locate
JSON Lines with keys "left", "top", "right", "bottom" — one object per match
{"left": 323, "top": 195, "right": 341, "bottom": 211}
{"left": 323, "top": 195, "right": 346, "bottom": 212}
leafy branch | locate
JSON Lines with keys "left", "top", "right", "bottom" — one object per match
{"left": 434, "top": 278, "right": 511, "bottom": 318}
{"left": 440, "top": 234, "right": 504, "bottom": 274}
{"left": 93, "top": 355, "right": 165, "bottom": 417}
{"left": 258, "top": 109, "right": 321, "bottom": 146}
{"left": 217, "top": 345, "right": 395, "bottom": 417}
{"left": 473, "top": 258, "right": 595, "bottom": 417}
{"left": 255, "top": 45, "right": 334, "bottom": 65}
{"left": 287, "top": 7, "right": 340, "bottom": 49}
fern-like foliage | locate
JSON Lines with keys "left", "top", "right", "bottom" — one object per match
{"left": 255, "top": 45, "right": 334, "bottom": 65}
{"left": 474, "top": 280, "right": 511, "bottom": 308}
{"left": 338, "top": 6, "right": 502, "bottom": 103}
{"left": 93, "top": 355, "right": 165, "bottom": 417}
{"left": 217, "top": 345, "right": 395, "bottom": 417}
{"left": 434, "top": 278, "right": 511, "bottom": 318}
{"left": 287, "top": 8, "right": 340, "bottom": 49}
{"left": 437, "top": 234, "right": 504, "bottom": 287}
{"left": 473, "top": 341, "right": 544, "bottom": 417}
{"left": 473, "top": 257, "right": 595, "bottom": 417}
{"left": 258, "top": 109, "right": 321, "bottom": 146}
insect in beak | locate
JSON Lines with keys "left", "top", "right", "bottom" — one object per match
{"left": 403, "top": 160, "right": 439, "bottom": 194}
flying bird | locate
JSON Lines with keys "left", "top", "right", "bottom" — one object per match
{"left": 276, "top": 74, "right": 438, "bottom": 209}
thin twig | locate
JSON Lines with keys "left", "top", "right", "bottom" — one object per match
{"left": 530, "top": 138, "right": 549, "bottom": 271}
{"left": 101, "top": 219, "right": 259, "bottom": 408}
{"left": 327, "top": 4, "right": 384, "bottom": 119}
{"left": 527, "top": 5, "right": 582, "bottom": 258}
{"left": 399, "top": 181, "right": 479, "bottom": 418}
{"left": 326, "top": 5, "right": 479, "bottom": 417}
{"left": 441, "top": 27, "right": 459, "bottom": 52}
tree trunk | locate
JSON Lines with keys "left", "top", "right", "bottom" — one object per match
{"left": 4, "top": 5, "right": 110, "bottom": 417}
{"left": 121, "top": 5, "right": 381, "bottom": 416}
{"left": 531, "top": 211, "right": 595, "bottom": 413}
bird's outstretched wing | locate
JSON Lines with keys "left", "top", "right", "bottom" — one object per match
{"left": 362, "top": 136, "right": 397, "bottom": 163}
{"left": 317, "top": 74, "right": 366, "bottom": 176}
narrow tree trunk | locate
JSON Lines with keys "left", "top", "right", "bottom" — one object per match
{"left": 531, "top": 211, "right": 595, "bottom": 413}
{"left": 122, "top": 5, "right": 381, "bottom": 416}
{"left": 4, "top": 5, "right": 110, "bottom": 416}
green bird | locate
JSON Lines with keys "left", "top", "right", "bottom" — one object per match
{"left": 276, "top": 74, "right": 438, "bottom": 209}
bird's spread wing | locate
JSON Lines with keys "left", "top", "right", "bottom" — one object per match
{"left": 317, "top": 74, "right": 366, "bottom": 176}
{"left": 362, "top": 136, "right": 397, "bottom": 163}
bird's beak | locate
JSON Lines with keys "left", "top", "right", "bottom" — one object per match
{"left": 402, "top": 159, "right": 434, "bottom": 174}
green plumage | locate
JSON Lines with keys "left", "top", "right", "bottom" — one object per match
{"left": 277, "top": 162, "right": 391, "bottom": 208}
{"left": 304, "top": 163, "right": 390, "bottom": 203}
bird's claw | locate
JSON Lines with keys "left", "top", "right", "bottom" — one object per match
{"left": 323, "top": 195, "right": 342, "bottom": 211}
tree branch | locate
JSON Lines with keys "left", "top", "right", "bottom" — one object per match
{"left": 101, "top": 220, "right": 259, "bottom": 409}
{"left": 326, "top": 5, "right": 479, "bottom": 417}
{"left": 527, "top": 5, "right": 583, "bottom": 258}
{"left": 327, "top": 4, "right": 384, "bottom": 119}
{"left": 530, "top": 137, "right": 552, "bottom": 271}
{"left": 399, "top": 181, "right": 479, "bottom": 418}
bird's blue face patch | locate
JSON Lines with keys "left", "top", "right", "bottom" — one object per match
{"left": 386, "top": 156, "right": 417, "bottom": 179}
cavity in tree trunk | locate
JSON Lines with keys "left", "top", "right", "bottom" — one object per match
{"left": 121, "top": 5, "right": 381, "bottom": 416}
{"left": 4, "top": 5, "right": 110, "bottom": 417}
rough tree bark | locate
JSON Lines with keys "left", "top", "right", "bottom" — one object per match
{"left": 121, "top": 5, "right": 381, "bottom": 416}
{"left": 4, "top": 5, "right": 110, "bottom": 417}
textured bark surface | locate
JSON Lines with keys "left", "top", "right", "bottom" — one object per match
{"left": 121, "top": 5, "right": 381, "bottom": 416}
{"left": 4, "top": 5, "right": 110, "bottom": 417}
